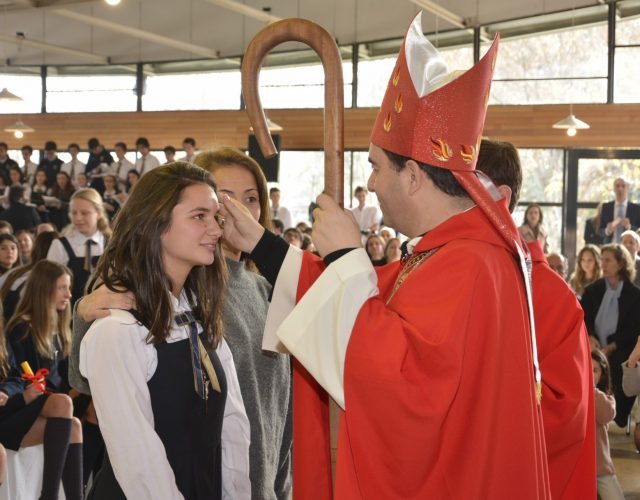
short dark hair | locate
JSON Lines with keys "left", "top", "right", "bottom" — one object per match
{"left": 269, "top": 187, "right": 280, "bottom": 195}
{"left": 136, "top": 137, "right": 150, "bottom": 148}
{"left": 354, "top": 186, "right": 367, "bottom": 195}
{"left": 383, "top": 149, "right": 470, "bottom": 200}
{"left": 115, "top": 142, "right": 127, "bottom": 151}
{"left": 44, "top": 141, "right": 57, "bottom": 151}
{"left": 0, "top": 142, "right": 7, "bottom": 150}
{"left": 21, "top": 145, "right": 33, "bottom": 154}
{"left": 475, "top": 139, "right": 522, "bottom": 213}
{"left": 88, "top": 138, "right": 100, "bottom": 149}
{"left": 68, "top": 143, "right": 80, "bottom": 151}
{"left": 163, "top": 146, "right": 176, "bottom": 155}
{"left": 183, "top": 137, "right": 196, "bottom": 147}
{"left": 284, "top": 227, "right": 302, "bottom": 241}
{"left": 8, "top": 185, "right": 24, "bottom": 204}
{"left": 272, "top": 218, "right": 284, "bottom": 231}
{"left": 0, "top": 221, "right": 14, "bottom": 233}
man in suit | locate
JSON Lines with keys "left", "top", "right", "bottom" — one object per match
{"left": 599, "top": 177, "right": 640, "bottom": 243}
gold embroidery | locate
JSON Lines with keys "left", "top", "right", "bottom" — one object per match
{"left": 386, "top": 248, "right": 439, "bottom": 304}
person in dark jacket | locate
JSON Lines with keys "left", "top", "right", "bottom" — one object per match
{"left": 581, "top": 243, "right": 640, "bottom": 427}
{"left": 0, "top": 185, "right": 41, "bottom": 233}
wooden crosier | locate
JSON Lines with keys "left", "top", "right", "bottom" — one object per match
{"left": 241, "top": 18, "right": 344, "bottom": 206}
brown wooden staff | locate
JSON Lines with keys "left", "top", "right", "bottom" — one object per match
{"left": 242, "top": 18, "right": 344, "bottom": 205}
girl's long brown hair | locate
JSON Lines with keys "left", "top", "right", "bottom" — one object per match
{"left": 6, "top": 260, "right": 72, "bottom": 359}
{"left": 0, "top": 231, "right": 60, "bottom": 303}
{"left": 0, "top": 302, "right": 7, "bottom": 381}
{"left": 89, "top": 162, "right": 227, "bottom": 348}
{"left": 569, "top": 244, "right": 602, "bottom": 296}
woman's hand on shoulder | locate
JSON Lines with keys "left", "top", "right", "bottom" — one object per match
{"left": 77, "top": 285, "right": 136, "bottom": 321}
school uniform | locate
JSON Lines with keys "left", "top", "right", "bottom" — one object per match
{"left": 0, "top": 271, "right": 29, "bottom": 322}
{"left": 47, "top": 229, "right": 105, "bottom": 304}
{"left": 80, "top": 293, "right": 251, "bottom": 499}
{"left": 0, "top": 341, "right": 50, "bottom": 451}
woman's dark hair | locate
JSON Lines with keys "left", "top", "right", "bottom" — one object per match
{"left": 90, "top": 162, "right": 227, "bottom": 348}
{"left": 0, "top": 231, "right": 60, "bottom": 302}
{"left": 601, "top": 243, "right": 636, "bottom": 283}
{"left": 523, "top": 203, "right": 544, "bottom": 238}
{"left": 9, "top": 166, "right": 24, "bottom": 184}
{"left": 591, "top": 349, "right": 612, "bottom": 394}
{"left": 383, "top": 149, "right": 471, "bottom": 200}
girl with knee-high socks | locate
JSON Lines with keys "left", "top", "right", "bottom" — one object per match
{"left": 0, "top": 266, "right": 83, "bottom": 499}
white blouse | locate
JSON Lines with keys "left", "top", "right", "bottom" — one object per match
{"left": 80, "top": 293, "right": 251, "bottom": 500}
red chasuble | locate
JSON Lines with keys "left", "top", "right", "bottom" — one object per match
{"left": 290, "top": 207, "right": 551, "bottom": 499}
{"left": 527, "top": 241, "right": 596, "bottom": 499}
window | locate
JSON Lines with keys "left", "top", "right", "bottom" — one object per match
{"left": 258, "top": 57, "right": 353, "bottom": 109}
{"left": 47, "top": 73, "right": 137, "bottom": 112}
{"left": 142, "top": 68, "right": 241, "bottom": 111}
{"left": 484, "top": 22, "right": 608, "bottom": 104}
{"left": 0, "top": 74, "right": 42, "bottom": 114}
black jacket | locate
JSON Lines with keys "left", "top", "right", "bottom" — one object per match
{"left": 580, "top": 277, "right": 640, "bottom": 356}
{"left": 0, "top": 202, "right": 41, "bottom": 232}
{"left": 598, "top": 201, "right": 640, "bottom": 243}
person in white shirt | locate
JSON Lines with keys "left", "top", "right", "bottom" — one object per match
{"left": 135, "top": 137, "right": 161, "bottom": 176}
{"left": 349, "top": 186, "right": 382, "bottom": 237}
{"left": 61, "top": 143, "right": 86, "bottom": 187}
{"left": 164, "top": 145, "right": 177, "bottom": 164}
{"left": 21, "top": 145, "right": 38, "bottom": 185}
{"left": 180, "top": 137, "right": 197, "bottom": 163}
{"left": 111, "top": 142, "right": 136, "bottom": 189}
{"left": 269, "top": 187, "right": 293, "bottom": 230}
{"left": 599, "top": 178, "right": 640, "bottom": 243}
{"left": 78, "top": 163, "right": 250, "bottom": 499}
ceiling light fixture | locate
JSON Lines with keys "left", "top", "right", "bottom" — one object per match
{"left": 4, "top": 120, "right": 34, "bottom": 139}
{"left": 552, "top": 1, "right": 589, "bottom": 136}
{"left": 105, "top": 0, "right": 121, "bottom": 5}
{"left": 0, "top": 87, "right": 23, "bottom": 101}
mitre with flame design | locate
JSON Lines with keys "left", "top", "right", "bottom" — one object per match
{"left": 371, "top": 12, "right": 497, "bottom": 172}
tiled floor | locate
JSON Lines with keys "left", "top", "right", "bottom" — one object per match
{"left": 610, "top": 423, "right": 640, "bottom": 499}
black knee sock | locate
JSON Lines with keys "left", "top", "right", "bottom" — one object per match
{"left": 61, "top": 443, "right": 83, "bottom": 500}
{"left": 82, "top": 421, "right": 104, "bottom": 485}
{"left": 40, "top": 417, "right": 71, "bottom": 500}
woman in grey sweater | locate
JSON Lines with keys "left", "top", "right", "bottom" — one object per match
{"left": 195, "top": 149, "right": 292, "bottom": 499}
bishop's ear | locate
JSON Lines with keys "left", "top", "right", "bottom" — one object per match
{"left": 404, "top": 159, "right": 424, "bottom": 196}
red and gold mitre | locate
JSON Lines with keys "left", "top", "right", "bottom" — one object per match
{"left": 371, "top": 12, "right": 498, "bottom": 172}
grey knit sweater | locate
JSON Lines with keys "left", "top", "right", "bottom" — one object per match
{"left": 223, "top": 258, "right": 292, "bottom": 500}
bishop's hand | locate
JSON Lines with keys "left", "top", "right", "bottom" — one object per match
{"left": 312, "top": 193, "right": 362, "bottom": 257}
{"left": 219, "top": 195, "right": 265, "bottom": 254}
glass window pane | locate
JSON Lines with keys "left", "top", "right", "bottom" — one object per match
{"left": 514, "top": 204, "right": 563, "bottom": 253}
{"left": 614, "top": 47, "right": 640, "bottom": 103}
{"left": 616, "top": 14, "right": 640, "bottom": 45}
{"left": 357, "top": 45, "right": 472, "bottom": 108}
{"left": 486, "top": 23, "right": 608, "bottom": 80}
{"left": 519, "top": 149, "right": 564, "bottom": 203}
{"left": 142, "top": 70, "right": 241, "bottom": 111}
{"left": 576, "top": 207, "right": 600, "bottom": 256}
{"left": 47, "top": 75, "right": 137, "bottom": 112}
{"left": 0, "top": 74, "right": 42, "bottom": 114}
{"left": 490, "top": 78, "right": 607, "bottom": 105}
{"left": 577, "top": 157, "right": 640, "bottom": 202}
{"left": 350, "top": 151, "right": 379, "bottom": 209}
{"left": 258, "top": 62, "right": 353, "bottom": 109}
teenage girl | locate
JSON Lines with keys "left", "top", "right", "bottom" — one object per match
{"left": 0, "top": 234, "right": 19, "bottom": 276}
{"left": 2, "top": 260, "right": 83, "bottom": 499}
{"left": 592, "top": 349, "right": 625, "bottom": 500}
{"left": 80, "top": 162, "right": 249, "bottom": 499}
{"left": 47, "top": 188, "right": 111, "bottom": 305}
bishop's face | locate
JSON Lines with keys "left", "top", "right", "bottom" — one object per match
{"left": 366, "top": 144, "right": 407, "bottom": 234}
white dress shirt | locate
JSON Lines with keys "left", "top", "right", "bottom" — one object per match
{"left": 349, "top": 204, "right": 382, "bottom": 233}
{"left": 61, "top": 160, "right": 86, "bottom": 185}
{"left": 110, "top": 158, "right": 136, "bottom": 183}
{"left": 80, "top": 293, "right": 251, "bottom": 500}
{"left": 135, "top": 154, "right": 161, "bottom": 176}
{"left": 46, "top": 229, "right": 105, "bottom": 265}
{"left": 23, "top": 160, "right": 38, "bottom": 184}
{"left": 271, "top": 205, "right": 293, "bottom": 230}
